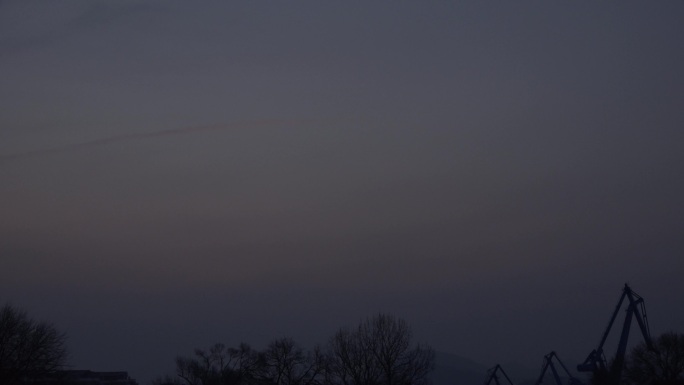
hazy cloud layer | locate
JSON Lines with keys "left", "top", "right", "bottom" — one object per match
{"left": 1, "top": 1, "right": 683, "bottom": 384}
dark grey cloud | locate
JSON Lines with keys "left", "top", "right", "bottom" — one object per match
{"left": 0, "top": 1, "right": 164, "bottom": 56}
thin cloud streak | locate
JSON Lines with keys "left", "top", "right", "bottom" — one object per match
{"left": 0, "top": 119, "right": 322, "bottom": 164}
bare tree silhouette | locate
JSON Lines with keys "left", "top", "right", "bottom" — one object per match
{"left": 0, "top": 304, "right": 67, "bottom": 385}
{"left": 258, "top": 338, "right": 326, "bottom": 385}
{"left": 327, "top": 314, "right": 434, "bottom": 385}
{"left": 173, "top": 343, "right": 260, "bottom": 385}
{"left": 625, "top": 332, "right": 684, "bottom": 385}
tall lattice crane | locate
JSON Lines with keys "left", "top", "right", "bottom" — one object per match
{"left": 577, "top": 284, "right": 654, "bottom": 385}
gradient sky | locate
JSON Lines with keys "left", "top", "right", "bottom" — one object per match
{"left": 2, "top": 1, "right": 684, "bottom": 384}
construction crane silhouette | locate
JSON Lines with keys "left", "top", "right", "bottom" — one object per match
{"left": 484, "top": 364, "right": 514, "bottom": 385}
{"left": 577, "top": 284, "right": 654, "bottom": 385}
{"left": 535, "top": 351, "right": 582, "bottom": 385}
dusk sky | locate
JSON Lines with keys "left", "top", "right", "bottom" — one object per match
{"left": 1, "top": 1, "right": 683, "bottom": 384}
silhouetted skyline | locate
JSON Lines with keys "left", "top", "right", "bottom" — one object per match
{"left": 2, "top": 1, "right": 683, "bottom": 384}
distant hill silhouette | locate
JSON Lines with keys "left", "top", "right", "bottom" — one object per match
{"left": 430, "top": 351, "right": 488, "bottom": 385}
{"left": 500, "top": 361, "right": 538, "bottom": 385}
{"left": 430, "top": 352, "right": 539, "bottom": 385}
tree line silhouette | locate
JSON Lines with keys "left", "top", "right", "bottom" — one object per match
{"left": 2, "top": 302, "right": 684, "bottom": 385}
{"left": 152, "top": 313, "right": 434, "bottom": 385}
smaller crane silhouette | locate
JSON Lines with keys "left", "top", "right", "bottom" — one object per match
{"left": 484, "top": 364, "right": 515, "bottom": 385}
{"left": 535, "top": 351, "right": 583, "bottom": 385}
